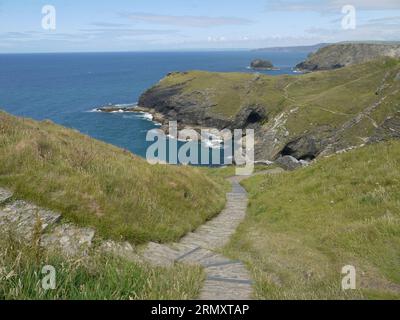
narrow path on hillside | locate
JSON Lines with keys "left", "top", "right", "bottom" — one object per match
{"left": 141, "top": 168, "right": 284, "bottom": 300}
{"left": 1, "top": 168, "right": 284, "bottom": 300}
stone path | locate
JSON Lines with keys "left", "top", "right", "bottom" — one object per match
{"left": 0, "top": 189, "right": 95, "bottom": 257}
{"left": 0, "top": 167, "right": 284, "bottom": 299}
{"left": 141, "top": 168, "right": 284, "bottom": 300}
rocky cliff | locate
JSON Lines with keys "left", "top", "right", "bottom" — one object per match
{"left": 138, "top": 71, "right": 270, "bottom": 130}
{"left": 296, "top": 43, "right": 400, "bottom": 71}
{"left": 139, "top": 58, "right": 400, "bottom": 161}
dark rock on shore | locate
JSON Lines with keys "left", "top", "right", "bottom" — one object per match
{"left": 251, "top": 59, "right": 274, "bottom": 70}
{"left": 96, "top": 105, "right": 136, "bottom": 112}
{"left": 139, "top": 78, "right": 232, "bottom": 129}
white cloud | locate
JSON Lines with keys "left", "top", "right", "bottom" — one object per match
{"left": 306, "top": 19, "right": 400, "bottom": 42}
{"left": 266, "top": 0, "right": 400, "bottom": 12}
{"left": 119, "top": 12, "right": 253, "bottom": 28}
{"left": 90, "top": 22, "right": 129, "bottom": 28}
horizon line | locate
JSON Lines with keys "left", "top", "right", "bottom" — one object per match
{"left": 2, "top": 40, "right": 399, "bottom": 55}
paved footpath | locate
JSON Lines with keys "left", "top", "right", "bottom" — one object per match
{"left": 0, "top": 167, "right": 284, "bottom": 300}
{"left": 141, "top": 168, "right": 284, "bottom": 300}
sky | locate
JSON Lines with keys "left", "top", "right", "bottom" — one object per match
{"left": 0, "top": 0, "right": 400, "bottom": 53}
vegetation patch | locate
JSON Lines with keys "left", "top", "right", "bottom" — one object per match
{"left": 0, "top": 235, "right": 203, "bottom": 300}
{"left": 0, "top": 111, "right": 226, "bottom": 244}
{"left": 224, "top": 140, "right": 400, "bottom": 299}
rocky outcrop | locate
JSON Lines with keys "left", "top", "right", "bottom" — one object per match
{"left": 279, "top": 127, "right": 334, "bottom": 160}
{"left": 139, "top": 73, "right": 267, "bottom": 130}
{"left": 250, "top": 59, "right": 274, "bottom": 70}
{"left": 0, "top": 189, "right": 12, "bottom": 204}
{"left": 229, "top": 105, "right": 268, "bottom": 130}
{"left": 275, "top": 156, "right": 302, "bottom": 171}
{"left": 296, "top": 43, "right": 400, "bottom": 71}
{"left": 0, "top": 188, "right": 93, "bottom": 257}
{"left": 0, "top": 200, "right": 61, "bottom": 241}
{"left": 369, "top": 113, "right": 400, "bottom": 143}
{"left": 41, "top": 224, "right": 95, "bottom": 257}
{"left": 96, "top": 105, "right": 136, "bottom": 112}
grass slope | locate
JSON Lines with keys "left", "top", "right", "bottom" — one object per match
{"left": 157, "top": 58, "right": 400, "bottom": 150}
{"left": 0, "top": 234, "right": 203, "bottom": 300}
{"left": 225, "top": 140, "right": 400, "bottom": 299}
{"left": 0, "top": 111, "right": 227, "bottom": 244}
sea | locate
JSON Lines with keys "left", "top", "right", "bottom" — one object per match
{"left": 0, "top": 51, "right": 307, "bottom": 161}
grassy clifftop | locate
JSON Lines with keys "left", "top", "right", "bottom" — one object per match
{"left": 0, "top": 111, "right": 226, "bottom": 244}
{"left": 225, "top": 140, "right": 400, "bottom": 299}
{"left": 139, "top": 58, "right": 400, "bottom": 160}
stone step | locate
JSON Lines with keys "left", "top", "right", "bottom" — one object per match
{"left": 180, "top": 233, "right": 232, "bottom": 249}
{"left": 0, "top": 200, "right": 61, "bottom": 240}
{"left": 200, "top": 255, "right": 234, "bottom": 268}
{"left": 168, "top": 242, "right": 198, "bottom": 253}
{"left": 177, "top": 249, "right": 235, "bottom": 268}
{"left": 175, "top": 247, "right": 211, "bottom": 264}
{"left": 205, "top": 262, "right": 252, "bottom": 281}
{"left": 0, "top": 188, "right": 13, "bottom": 204}
{"left": 99, "top": 240, "right": 143, "bottom": 263}
{"left": 141, "top": 242, "right": 180, "bottom": 266}
{"left": 41, "top": 224, "right": 95, "bottom": 257}
{"left": 199, "top": 279, "right": 253, "bottom": 300}
{"left": 116, "top": 176, "right": 255, "bottom": 300}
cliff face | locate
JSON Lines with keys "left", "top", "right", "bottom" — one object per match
{"left": 138, "top": 71, "right": 271, "bottom": 130}
{"left": 139, "top": 58, "right": 400, "bottom": 161}
{"left": 296, "top": 43, "right": 400, "bottom": 71}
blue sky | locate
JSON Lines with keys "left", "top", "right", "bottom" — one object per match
{"left": 0, "top": 0, "right": 400, "bottom": 52}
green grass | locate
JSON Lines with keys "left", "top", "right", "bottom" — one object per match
{"left": 202, "top": 164, "right": 281, "bottom": 180}
{"left": 158, "top": 70, "right": 286, "bottom": 118}
{"left": 224, "top": 140, "right": 400, "bottom": 299}
{"left": 0, "top": 111, "right": 226, "bottom": 244}
{"left": 155, "top": 58, "right": 400, "bottom": 153}
{"left": 0, "top": 235, "right": 203, "bottom": 300}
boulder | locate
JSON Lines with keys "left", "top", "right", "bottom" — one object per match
{"left": 0, "top": 188, "right": 13, "bottom": 204}
{"left": 99, "top": 240, "right": 142, "bottom": 263}
{"left": 41, "top": 224, "right": 95, "bottom": 257}
{"left": 275, "top": 155, "right": 302, "bottom": 171}
{"left": 0, "top": 200, "right": 61, "bottom": 240}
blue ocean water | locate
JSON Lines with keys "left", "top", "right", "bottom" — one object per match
{"left": 0, "top": 51, "right": 307, "bottom": 158}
